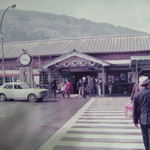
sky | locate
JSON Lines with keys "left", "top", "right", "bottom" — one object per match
{"left": 0, "top": 0, "right": 150, "bottom": 33}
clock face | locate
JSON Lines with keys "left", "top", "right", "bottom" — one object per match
{"left": 19, "top": 53, "right": 32, "bottom": 66}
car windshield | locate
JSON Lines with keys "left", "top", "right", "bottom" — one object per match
{"left": 20, "top": 83, "right": 30, "bottom": 89}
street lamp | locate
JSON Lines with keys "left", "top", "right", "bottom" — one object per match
{"left": 0, "top": 4, "right": 16, "bottom": 84}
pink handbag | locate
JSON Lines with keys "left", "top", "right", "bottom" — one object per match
{"left": 125, "top": 102, "right": 133, "bottom": 118}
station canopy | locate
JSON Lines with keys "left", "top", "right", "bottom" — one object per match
{"left": 131, "top": 55, "right": 150, "bottom": 69}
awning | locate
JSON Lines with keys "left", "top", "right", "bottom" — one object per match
{"left": 106, "top": 59, "right": 130, "bottom": 65}
{"left": 131, "top": 55, "right": 150, "bottom": 68}
{"left": 131, "top": 55, "right": 150, "bottom": 61}
{"left": 0, "top": 70, "right": 39, "bottom": 77}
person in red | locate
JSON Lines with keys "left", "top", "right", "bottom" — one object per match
{"left": 130, "top": 83, "right": 141, "bottom": 102}
{"left": 65, "top": 80, "right": 72, "bottom": 98}
{"left": 130, "top": 75, "right": 145, "bottom": 102}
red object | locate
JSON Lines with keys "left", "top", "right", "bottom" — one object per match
{"left": 65, "top": 82, "right": 72, "bottom": 98}
{"left": 125, "top": 102, "right": 133, "bottom": 118}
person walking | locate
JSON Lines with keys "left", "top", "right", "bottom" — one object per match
{"left": 133, "top": 76, "right": 150, "bottom": 150}
{"left": 65, "top": 80, "right": 72, "bottom": 98}
{"left": 51, "top": 80, "right": 57, "bottom": 98}
{"left": 89, "top": 76, "right": 96, "bottom": 97}
{"left": 59, "top": 81, "right": 66, "bottom": 97}
{"left": 125, "top": 75, "right": 144, "bottom": 118}
{"left": 97, "top": 78, "right": 102, "bottom": 96}
{"left": 77, "top": 79, "right": 82, "bottom": 97}
{"left": 130, "top": 75, "right": 143, "bottom": 102}
{"left": 108, "top": 81, "right": 113, "bottom": 95}
{"left": 82, "top": 77, "right": 88, "bottom": 98}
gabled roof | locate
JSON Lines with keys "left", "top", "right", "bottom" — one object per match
{"left": 42, "top": 50, "right": 110, "bottom": 69}
{"left": 1, "top": 34, "right": 150, "bottom": 59}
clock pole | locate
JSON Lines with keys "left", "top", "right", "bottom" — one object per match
{"left": 19, "top": 50, "right": 34, "bottom": 87}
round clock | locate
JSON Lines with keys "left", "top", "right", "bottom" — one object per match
{"left": 19, "top": 53, "right": 32, "bottom": 66}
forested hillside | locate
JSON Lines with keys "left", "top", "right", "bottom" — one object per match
{"left": 0, "top": 9, "right": 146, "bottom": 42}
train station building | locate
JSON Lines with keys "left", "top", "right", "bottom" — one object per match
{"left": 0, "top": 34, "right": 150, "bottom": 95}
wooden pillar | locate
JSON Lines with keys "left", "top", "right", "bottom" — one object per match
{"left": 19, "top": 66, "right": 34, "bottom": 87}
{"left": 38, "top": 55, "right": 41, "bottom": 69}
{"left": 27, "top": 66, "right": 34, "bottom": 88}
{"left": 135, "top": 60, "right": 138, "bottom": 82}
{"left": 19, "top": 66, "right": 26, "bottom": 82}
{"left": 102, "top": 65, "right": 105, "bottom": 96}
{"left": 48, "top": 68, "right": 52, "bottom": 97}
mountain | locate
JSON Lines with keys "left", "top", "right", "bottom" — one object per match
{"left": 0, "top": 9, "right": 147, "bottom": 42}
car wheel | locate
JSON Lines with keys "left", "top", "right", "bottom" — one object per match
{"left": 28, "top": 94, "right": 37, "bottom": 102}
{"left": 0, "top": 94, "right": 7, "bottom": 101}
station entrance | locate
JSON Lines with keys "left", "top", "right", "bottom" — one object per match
{"left": 40, "top": 50, "right": 110, "bottom": 96}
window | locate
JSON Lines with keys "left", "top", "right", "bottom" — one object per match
{"left": 64, "top": 61, "right": 69, "bottom": 67}
{"left": 21, "top": 83, "right": 30, "bottom": 89}
{"left": 5, "top": 77, "right": 12, "bottom": 83}
{"left": 55, "top": 63, "right": 61, "bottom": 67}
{"left": 89, "top": 61, "right": 95, "bottom": 66}
{"left": 3, "top": 84, "right": 13, "bottom": 89}
{"left": 72, "top": 61, "right": 78, "bottom": 66}
{"left": 14, "top": 85, "right": 23, "bottom": 89}
{"left": 81, "top": 60, "right": 86, "bottom": 66}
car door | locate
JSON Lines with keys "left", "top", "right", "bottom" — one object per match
{"left": 13, "top": 84, "right": 27, "bottom": 100}
{"left": 2, "top": 84, "right": 14, "bottom": 99}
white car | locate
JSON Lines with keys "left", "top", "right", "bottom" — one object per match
{"left": 0, "top": 82, "right": 48, "bottom": 102}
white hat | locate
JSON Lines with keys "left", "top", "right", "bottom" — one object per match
{"left": 139, "top": 76, "right": 150, "bottom": 85}
{"left": 82, "top": 77, "right": 86, "bottom": 80}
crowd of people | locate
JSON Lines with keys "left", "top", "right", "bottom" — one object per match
{"left": 80, "top": 76, "right": 103, "bottom": 98}
{"left": 77, "top": 77, "right": 88, "bottom": 98}
{"left": 50, "top": 76, "right": 105, "bottom": 99}
{"left": 51, "top": 79, "right": 72, "bottom": 98}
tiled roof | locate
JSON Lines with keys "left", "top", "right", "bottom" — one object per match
{"left": 1, "top": 34, "right": 150, "bottom": 58}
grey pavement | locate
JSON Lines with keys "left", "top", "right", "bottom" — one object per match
{"left": 0, "top": 96, "right": 144, "bottom": 150}
{"left": 0, "top": 95, "right": 90, "bottom": 150}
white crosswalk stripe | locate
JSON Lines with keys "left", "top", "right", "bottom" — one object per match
{"left": 63, "top": 110, "right": 144, "bottom": 149}
{"left": 69, "top": 127, "right": 141, "bottom": 133}
{"left": 38, "top": 98, "right": 145, "bottom": 150}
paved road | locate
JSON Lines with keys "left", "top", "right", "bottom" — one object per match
{"left": 0, "top": 96, "right": 90, "bottom": 150}
{"left": 0, "top": 96, "right": 144, "bottom": 150}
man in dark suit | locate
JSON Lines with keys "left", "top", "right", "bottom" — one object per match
{"left": 133, "top": 76, "right": 150, "bottom": 150}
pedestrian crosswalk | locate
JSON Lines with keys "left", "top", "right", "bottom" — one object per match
{"left": 38, "top": 98, "right": 144, "bottom": 150}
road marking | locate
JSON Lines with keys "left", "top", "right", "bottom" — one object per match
{"left": 75, "top": 122, "right": 133, "bottom": 127}
{"left": 58, "top": 140, "right": 144, "bottom": 149}
{"left": 77, "top": 119, "right": 132, "bottom": 122}
{"left": 80, "top": 115, "right": 127, "bottom": 118}
{"left": 69, "top": 127, "right": 141, "bottom": 133}
{"left": 64, "top": 133, "right": 143, "bottom": 140}
{"left": 38, "top": 98, "right": 96, "bottom": 150}
{"left": 38, "top": 97, "right": 144, "bottom": 150}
